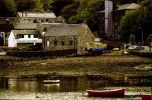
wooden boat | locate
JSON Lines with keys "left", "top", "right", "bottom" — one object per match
{"left": 42, "top": 79, "right": 60, "bottom": 84}
{"left": 86, "top": 88, "right": 125, "bottom": 97}
{"left": 141, "top": 94, "right": 152, "bottom": 100}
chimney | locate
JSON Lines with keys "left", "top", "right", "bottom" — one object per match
{"left": 105, "top": 0, "right": 113, "bottom": 38}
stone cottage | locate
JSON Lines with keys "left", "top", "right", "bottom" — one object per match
{"left": 38, "top": 23, "right": 94, "bottom": 54}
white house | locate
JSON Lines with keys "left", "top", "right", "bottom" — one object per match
{"left": 8, "top": 31, "right": 17, "bottom": 47}
{"left": 8, "top": 30, "right": 42, "bottom": 48}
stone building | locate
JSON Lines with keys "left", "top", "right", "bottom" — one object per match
{"left": 39, "top": 23, "right": 94, "bottom": 54}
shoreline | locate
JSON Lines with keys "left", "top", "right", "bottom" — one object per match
{"left": 0, "top": 54, "right": 151, "bottom": 78}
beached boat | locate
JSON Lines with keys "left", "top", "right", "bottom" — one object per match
{"left": 42, "top": 79, "right": 60, "bottom": 84}
{"left": 141, "top": 94, "right": 152, "bottom": 100}
{"left": 86, "top": 88, "right": 125, "bottom": 97}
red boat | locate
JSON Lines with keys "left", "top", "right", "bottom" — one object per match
{"left": 141, "top": 94, "right": 152, "bottom": 100}
{"left": 86, "top": 88, "right": 125, "bottom": 97}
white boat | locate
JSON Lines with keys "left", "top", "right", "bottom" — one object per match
{"left": 42, "top": 79, "right": 60, "bottom": 84}
{"left": 0, "top": 49, "right": 6, "bottom": 56}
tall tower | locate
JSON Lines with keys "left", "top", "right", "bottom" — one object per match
{"left": 105, "top": 0, "right": 113, "bottom": 38}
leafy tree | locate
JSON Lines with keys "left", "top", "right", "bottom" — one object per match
{"left": 33, "top": 0, "right": 44, "bottom": 12}
{"left": 0, "top": 0, "right": 17, "bottom": 16}
{"left": 41, "top": 0, "right": 54, "bottom": 12}
{"left": 118, "top": 0, "right": 152, "bottom": 43}
{"left": 129, "top": 34, "right": 136, "bottom": 45}
{"left": 52, "top": 0, "right": 74, "bottom": 16}
{"left": 15, "top": 0, "right": 34, "bottom": 11}
{"left": 60, "top": 3, "right": 79, "bottom": 22}
{"left": 68, "top": 0, "right": 104, "bottom": 32}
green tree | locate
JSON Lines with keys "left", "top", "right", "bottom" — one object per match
{"left": 118, "top": 0, "right": 152, "bottom": 43}
{"left": 129, "top": 34, "right": 136, "bottom": 45}
{"left": 33, "top": 0, "right": 44, "bottom": 12}
{"left": 60, "top": 3, "right": 79, "bottom": 22}
{"left": 41, "top": 0, "right": 54, "bottom": 12}
{"left": 0, "top": 0, "right": 17, "bottom": 16}
{"left": 52, "top": 0, "right": 74, "bottom": 16}
{"left": 68, "top": 0, "right": 104, "bottom": 32}
{"left": 15, "top": 0, "right": 34, "bottom": 11}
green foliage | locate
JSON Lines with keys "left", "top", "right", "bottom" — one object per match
{"left": 53, "top": 0, "right": 76, "bottom": 16}
{"left": 15, "top": 0, "right": 34, "bottom": 11}
{"left": 0, "top": 0, "right": 17, "bottom": 16}
{"left": 15, "top": 0, "right": 54, "bottom": 12}
{"left": 41, "top": 0, "right": 54, "bottom": 12}
{"left": 33, "top": 0, "right": 44, "bottom": 12}
{"left": 118, "top": 0, "right": 152, "bottom": 43}
{"left": 118, "top": 10, "right": 139, "bottom": 42}
{"left": 60, "top": 3, "right": 78, "bottom": 21}
{"left": 67, "top": 0, "right": 104, "bottom": 31}
{"left": 129, "top": 34, "right": 136, "bottom": 44}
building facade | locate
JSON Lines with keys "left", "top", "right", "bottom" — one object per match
{"left": 39, "top": 23, "right": 94, "bottom": 54}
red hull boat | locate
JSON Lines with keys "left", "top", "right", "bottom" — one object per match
{"left": 141, "top": 94, "right": 152, "bottom": 100}
{"left": 86, "top": 89, "right": 125, "bottom": 97}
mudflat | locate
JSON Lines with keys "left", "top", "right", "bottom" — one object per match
{"left": 0, "top": 54, "right": 151, "bottom": 79}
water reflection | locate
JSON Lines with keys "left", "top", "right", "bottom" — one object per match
{"left": 0, "top": 76, "right": 151, "bottom": 99}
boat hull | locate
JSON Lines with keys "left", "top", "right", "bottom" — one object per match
{"left": 141, "top": 94, "right": 152, "bottom": 100}
{"left": 42, "top": 80, "right": 60, "bottom": 84}
{"left": 86, "top": 89, "right": 125, "bottom": 97}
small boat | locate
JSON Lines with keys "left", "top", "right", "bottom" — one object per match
{"left": 86, "top": 88, "right": 125, "bottom": 97}
{"left": 141, "top": 94, "right": 152, "bottom": 100}
{"left": 42, "top": 79, "right": 60, "bottom": 84}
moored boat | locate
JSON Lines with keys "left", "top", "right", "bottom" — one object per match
{"left": 141, "top": 94, "right": 152, "bottom": 100}
{"left": 42, "top": 79, "right": 60, "bottom": 84}
{"left": 86, "top": 88, "right": 125, "bottom": 97}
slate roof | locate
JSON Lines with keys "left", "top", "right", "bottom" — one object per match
{"left": 41, "top": 23, "right": 82, "bottom": 36}
{"left": 18, "top": 12, "right": 57, "bottom": 19}
{"left": 14, "top": 22, "right": 37, "bottom": 30}
{"left": 117, "top": 3, "right": 140, "bottom": 10}
{"left": 97, "top": 3, "right": 140, "bottom": 13}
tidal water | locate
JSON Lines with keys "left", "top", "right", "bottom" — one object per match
{"left": 0, "top": 76, "right": 151, "bottom": 99}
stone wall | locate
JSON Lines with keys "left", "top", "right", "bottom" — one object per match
{"left": 43, "top": 35, "right": 78, "bottom": 51}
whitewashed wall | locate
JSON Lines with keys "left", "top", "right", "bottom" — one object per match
{"left": 8, "top": 31, "right": 17, "bottom": 47}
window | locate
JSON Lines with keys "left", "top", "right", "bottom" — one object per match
{"left": 46, "top": 19, "right": 49, "bottom": 22}
{"left": 44, "top": 28, "right": 47, "bottom": 32}
{"left": 47, "top": 41, "right": 49, "bottom": 46}
{"left": 34, "top": 35, "right": 38, "bottom": 38}
{"left": 62, "top": 41, "right": 65, "bottom": 46}
{"left": 18, "top": 34, "right": 24, "bottom": 38}
{"left": 21, "top": 35, "right": 24, "bottom": 38}
{"left": 69, "top": 41, "right": 73, "bottom": 45}
{"left": 54, "top": 40, "right": 57, "bottom": 46}
{"left": 33, "top": 19, "right": 37, "bottom": 23}
{"left": 28, "top": 35, "right": 30, "bottom": 38}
